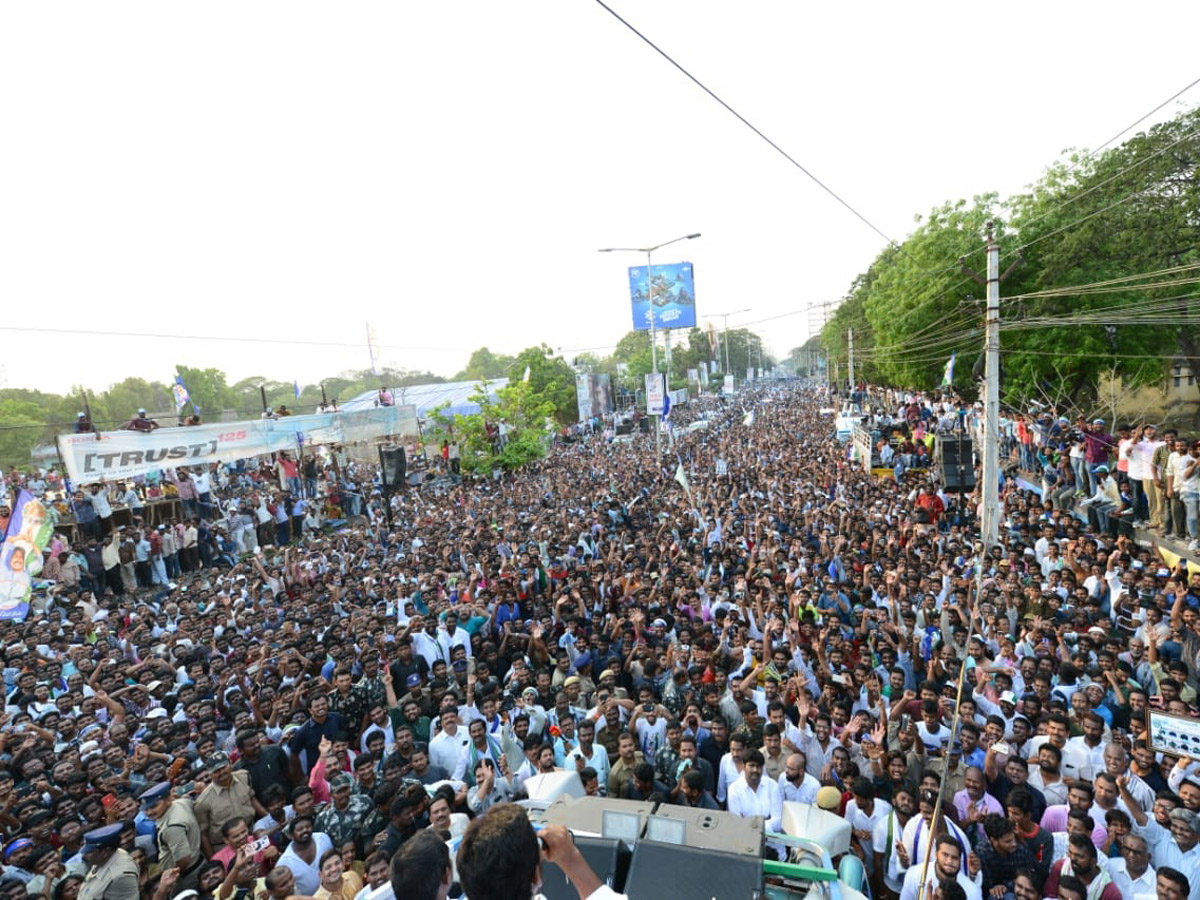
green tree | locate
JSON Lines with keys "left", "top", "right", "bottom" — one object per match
{"left": 612, "top": 330, "right": 654, "bottom": 379}
{"left": 174, "top": 366, "right": 236, "bottom": 416}
{"left": 0, "top": 399, "right": 47, "bottom": 469}
{"left": 716, "top": 328, "right": 773, "bottom": 378}
{"left": 510, "top": 345, "right": 578, "bottom": 425}
{"left": 427, "top": 379, "right": 555, "bottom": 474}
{"left": 1003, "top": 110, "right": 1200, "bottom": 409}
{"left": 95, "top": 378, "right": 173, "bottom": 426}
{"left": 454, "top": 347, "right": 516, "bottom": 381}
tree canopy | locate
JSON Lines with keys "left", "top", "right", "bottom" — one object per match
{"left": 820, "top": 105, "right": 1200, "bottom": 412}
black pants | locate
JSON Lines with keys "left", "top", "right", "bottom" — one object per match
{"left": 105, "top": 566, "right": 124, "bottom": 596}
{"left": 135, "top": 561, "right": 152, "bottom": 588}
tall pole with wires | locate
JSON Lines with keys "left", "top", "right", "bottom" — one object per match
{"left": 848, "top": 328, "right": 854, "bottom": 392}
{"left": 981, "top": 225, "right": 1001, "bottom": 551}
{"left": 598, "top": 233, "right": 701, "bottom": 461}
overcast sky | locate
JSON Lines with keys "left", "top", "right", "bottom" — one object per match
{"left": 2, "top": 2, "right": 1197, "bottom": 396}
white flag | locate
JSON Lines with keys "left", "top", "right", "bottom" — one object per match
{"left": 674, "top": 463, "right": 690, "bottom": 493}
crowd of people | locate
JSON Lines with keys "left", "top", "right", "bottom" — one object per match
{"left": 0, "top": 380, "right": 1199, "bottom": 900}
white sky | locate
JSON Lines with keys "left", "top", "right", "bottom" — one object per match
{"left": 2, "top": 2, "right": 1198, "bottom": 395}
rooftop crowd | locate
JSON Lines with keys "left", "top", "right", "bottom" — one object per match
{"left": 0, "top": 380, "right": 1198, "bottom": 900}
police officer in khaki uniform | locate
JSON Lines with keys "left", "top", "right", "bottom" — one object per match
{"left": 77, "top": 824, "right": 140, "bottom": 900}
{"left": 140, "top": 782, "right": 203, "bottom": 890}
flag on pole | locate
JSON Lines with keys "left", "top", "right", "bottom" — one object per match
{"left": 941, "top": 353, "right": 956, "bottom": 388}
{"left": 743, "top": 410, "right": 755, "bottom": 427}
{"left": 171, "top": 375, "right": 191, "bottom": 412}
{"left": 293, "top": 380, "right": 301, "bottom": 399}
{"left": 522, "top": 365, "right": 531, "bottom": 383}
{"left": 661, "top": 393, "right": 671, "bottom": 421}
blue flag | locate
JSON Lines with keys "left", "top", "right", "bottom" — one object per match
{"left": 293, "top": 380, "right": 301, "bottom": 399}
{"left": 661, "top": 392, "right": 671, "bottom": 420}
{"left": 172, "top": 375, "right": 191, "bottom": 412}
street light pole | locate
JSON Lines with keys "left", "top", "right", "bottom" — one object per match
{"left": 709, "top": 308, "right": 751, "bottom": 387}
{"left": 599, "top": 233, "right": 701, "bottom": 459}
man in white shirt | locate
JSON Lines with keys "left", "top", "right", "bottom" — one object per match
{"left": 716, "top": 735, "right": 747, "bottom": 805}
{"left": 844, "top": 777, "right": 892, "bottom": 881}
{"left": 873, "top": 785, "right": 917, "bottom": 898}
{"left": 726, "top": 750, "right": 783, "bottom": 856}
{"left": 428, "top": 709, "right": 470, "bottom": 777}
{"left": 408, "top": 616, "right": 447, "bottom": 669}
{"left": 777, "top": 752, "right": 819, "bottom": 805}
{"left": 438, "top": 611, "right": 473, "bottom": 660}
{"left": 565, "top": 720, "right": 610, "bottom": 796}
{"left": 1126, "top": 424, "right": 1163, "bottom": 526}
{"left": 1108, "top": 832, "right": 1156, "bottom": 900}
{"left": 1026, "top": 743, "right": 1070, "bottom": 808}
{"left": 899, "top": 834, "right": 982, "bottom": 900}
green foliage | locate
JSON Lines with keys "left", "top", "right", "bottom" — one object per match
{"left": 0, "top": 399, "right": 46, "bottom": 470}
{"left": 454, "top": 347, "right": 516, "bottom": 381}
{"left": 510, "top": 345, "right": 578, "bottom": 426}
{"left": 612, "top": 331, "right": 654, "bottom": 379}
{"left": 174, "top": 365, "right": 237, "bottom": 415}
{"left": 426, "top": 379, "right": 555, "bottom": 474}
{"left": 715, "top": 329, "right": 773, "bottom": 378}
{"left": 819, "top": 106, "right": 1200, "bottom": 410}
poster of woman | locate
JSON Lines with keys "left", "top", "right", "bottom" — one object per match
{"left": 0, "top": 490, "right": 53, "bottom": 620}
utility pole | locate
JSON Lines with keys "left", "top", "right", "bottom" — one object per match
{"left": 599, "top": 233, "right": 701, "bottom": 460}
{"left": 848, "top": 329, "right": 855, "bottom": 391}
{"left": 981, "top": 228, "right": 1001, "bottom": 551}
{"left": 960, "top": 222, "right": 1019, "bottom": 552}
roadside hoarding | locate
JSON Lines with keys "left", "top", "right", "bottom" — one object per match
{"left": 629, "top": 263, "right": 697, "bottom": 331}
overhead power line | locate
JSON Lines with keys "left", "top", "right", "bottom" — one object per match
{"left": 592, "top": 0, "right": 901, "bottom": 250}
{"left": 0, "top": 324, "right": 464, "bottom": 354}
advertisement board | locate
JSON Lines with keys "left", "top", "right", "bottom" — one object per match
{"left": 629, "top": 262, "right": 697, "bottom": 331}
{"left": 1148, "top": 709, "right": 1200, "bottom": 758}
{"left": 576, "top": 374, "right": 614, "bottom": 421}
{"left": 57, "top": 406, "right": 418, "bottom": 483}
{"left": 645, "top": 373, "right": 666, "bottom": 415}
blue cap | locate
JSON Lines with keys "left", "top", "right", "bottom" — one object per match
{"left": 139, "top": 782, "right": 172, "bottom": 807}
{"left": 83, "top": 824, "right": 124, "bottom": 848}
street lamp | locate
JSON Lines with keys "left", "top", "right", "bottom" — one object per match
{"left": 598, "top": 233, "right": 701, "bottom": 457}
{"left": 708, "top": 308, "right": 751, "bottom": 383}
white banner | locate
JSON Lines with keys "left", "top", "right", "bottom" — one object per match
{"left": 645, "top": 373, "right": 666, "bottom": 416}
{"left": 57, "top": 406, "right": 418, "bottom": 483}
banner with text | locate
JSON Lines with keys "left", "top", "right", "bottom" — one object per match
{"left": 645, "top": 373, "right": 666, "bottom": 415}
{"left": 629, "top": 262, "right": 697, "bottom": 331}
{"left": 57, "top": 406, "right": 418, "bottom": 483}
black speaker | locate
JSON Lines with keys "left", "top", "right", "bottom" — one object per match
{"left": 623, "top": 840, "right": 762, "bottom": 900}
{"left": 939, "top": 437, "right": 976, "bottom": 492}
{"left": 615, "top": 423, "right": 633, "bottom": 437}
{"left": 638, "top": 418, "right": 652, "bottom": 434}
{"left": 540, "top": 837, "right": 631, "bottom": 900}
{"left": 379, "top": 446, "right": 407, "bottom": 486}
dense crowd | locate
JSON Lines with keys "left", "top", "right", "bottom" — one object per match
{"left": 0, "top": 381, "right": 1199, "bottom": 900}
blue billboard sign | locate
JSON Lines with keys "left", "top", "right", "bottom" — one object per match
{"left": 629, "top": 262, "right": 696, "bottom": 331}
